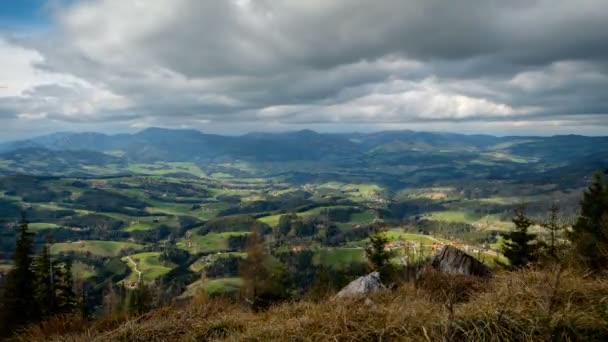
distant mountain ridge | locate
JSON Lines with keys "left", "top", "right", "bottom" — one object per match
{"left": 2, "top": 128, "right": 608, "bottom": 164}
{"left": 1, "top": 128, "right": 607, "bottom": 186}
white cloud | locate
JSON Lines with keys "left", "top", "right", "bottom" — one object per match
{"left": 0, "top": 0, "right": 607, "bottom": 136}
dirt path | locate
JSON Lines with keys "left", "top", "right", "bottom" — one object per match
{"left": 126, "top": 256, "right": 142, "bottom": 283}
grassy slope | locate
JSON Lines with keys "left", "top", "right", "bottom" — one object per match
{"left": 427, "top": 210, "right": 513, "bottom": 230}
{"left": 177, "top": 232, "right": 250, "bottom": 254}
{"left": 20, "top": 269, "right": 608, "bottom": 341}
{"left": 28, "top": 223, "right": 61, "bottom": 231}
{"left": 50, "top": 241, "right": 143, "bottom": 257}
{"left": 190, "top": 252, "right": 246, "bottom": 272}
{"left": 122, "top": 252, "right": 174, "bottom": 283}
{"left": 314, "top": 248, "right": 365, "bottom": 269}
{"left": 257, "top": 205, "right": 358, "bottom": 227}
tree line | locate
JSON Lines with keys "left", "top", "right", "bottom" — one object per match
{"left": 502, "top": 172, "right": 608, "bottom": 274}
{"left": 0, "top": 217, "right": 78, "bottom": 338}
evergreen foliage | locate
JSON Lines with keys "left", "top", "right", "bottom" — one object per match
{"left": 0, "top": 215, "right": 36, "bottom": 336}
{"left": 0, "top": 215, "right": 79, "bottom": 339}
{"left": 502, "top": 207, "right": 538, "bottom": 268}
{"left": 568, "top": 172, "right": 608, "bottom": 273}
{"left": 540, "top": 204, "right": 566, "bottom": 259}
{"left": 33, "top": 242, "right": 55, "bottom": 317}
{"left": 365, "top": 227, "right": 396, "bottom": 284}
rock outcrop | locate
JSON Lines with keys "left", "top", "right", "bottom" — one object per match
{"left": 424, "top": 245, "right": 491, "bottom": 277}
{"left": 334, "top": 272, "right": 386, "bottom": 298}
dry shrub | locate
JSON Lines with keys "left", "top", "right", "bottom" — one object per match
{"left": 416, "top": 267, "right": 484, "bottom": 306}
{"left": 12, "top": 314, "right": 90, "bottom": 342}
{"left": 14, "top": 269, "right": 608, "bottom": 341}
{"left": 452, "top": 268, "right": 608, "bottom": 341}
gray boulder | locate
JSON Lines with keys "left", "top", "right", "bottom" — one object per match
{"left": 334, "top": 272, "right": 386, "bottom": 298}
{"left": 425, "top": 245, "right": 491, "bottom": 277}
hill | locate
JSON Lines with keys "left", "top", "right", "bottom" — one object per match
{"left": 0, "top": 128, "right": 607, "bottom": 189}
{"left": 15, "top": 268, "right": 608, "bottom": 341}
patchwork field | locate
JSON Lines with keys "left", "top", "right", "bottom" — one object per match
{"left": 122, "top": 252, "right": 175, "bottom": 283}
{"left": 177, "top": 232, "right": 250, "bottom": 254}
{"left": 181, "top": 277, "right": 243, "bottom": 298}
{"left": 51, "top": 241, "right": 143, "bottom": 257}
{"left": 314, "top": 248, "right": 366, "bottom": 269}
{"left": 190, "top": 252, "right": 246, "bottom": 273}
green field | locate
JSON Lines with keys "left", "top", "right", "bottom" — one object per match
{"left": 180, "top": 277, "right": 243, "bottom": 298}
{"left": 146, "top": 200, "right": 215, "bottom": 220}
{"left": 127, "top": 162, "right": 206, "bottom": 177}
{"left": 28, "top": 222, "right": 61, "bottom": 231}
{"left": 72, "top": 261, "right": 96, "bottom": 279}
{"left": 122, "top": 252, "right": 174, "bottom": 283}
{"left": 51, "top": 240, "right": 142, "bottom": 257}
{"left": 314, "top": 248, "right": 366, "bottom": 269}
{"left": 205, "top": 277, "right": 242, "bottom": 295}
{"left": 177, "top": 232, "right": 250, "bottom": 254}
{"left": 257, "top": 205, "right": 357, "bottom": 227}
{"left": 426, "top": 210, "right": 513, "bottom": 230}
{"left": 125, "top": 221, "right": 156, "bottom": 232}
{"left": 190, "top": 252, "right": 246, "bottom": 272}
{"left": 349, "top": 211, "right": 376, "bottom": 223}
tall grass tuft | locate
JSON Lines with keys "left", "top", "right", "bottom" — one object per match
{"left": 13, "top": 268, "right": 608, "bottom": 341}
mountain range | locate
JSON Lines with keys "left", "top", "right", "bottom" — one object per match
{"left": 0, "top": 128, "right": 607, "bottom": 188}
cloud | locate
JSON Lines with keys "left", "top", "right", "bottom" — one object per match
{"left": 1, "top": 0, "right": 607, "bottom": 136}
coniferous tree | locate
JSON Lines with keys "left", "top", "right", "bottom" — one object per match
{"left": 502, "top": 208, "right": 538, "bottom": 268}
{"left": 568, "top": 172, "right": 608, "bottom": 273}
{"left": 55, "top": 259, "right": 77, "bottom": 312}
{"left": 540, "top": 204, "right": 565, "bottom": 259}
{"left": 125, "top": 284, "right": 153, "bottom": 315}
{"left": 365, "top": 228, "right": 391, "bottom": 272}
{"left": 324, "top": 224, "right": 340, "bottom": 246}
{"left": 0, "top": 214, "right": 36, "bottom": 335}
{"left": 365, "top": 226, "right": 395, "bottom": 283}
{"left": 33, "top": 242, "right": 55, "bottom": 317}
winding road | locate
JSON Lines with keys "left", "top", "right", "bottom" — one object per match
{"left": 126, "top": 256, "right": 142, "bottom": 283}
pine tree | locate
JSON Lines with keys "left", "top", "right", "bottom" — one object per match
{"left": 55, "top": 259, "right": 77, "bottom": 312}
{"left": 502, "top": 207, "right": 538, "bottom": 268}
{"left": 540, "top": 204, "right": 565, "bottom": 259}
{"left": 33, "top": 242, "right": 55, "bottom": 317}
{"left": 0, "top": 214, "right": 36, "bottom": 335}
{"left": 365, "top": 228, "right": 391, "bottom": 271}
{"left": 365, "top": 227, "right": 395, "bottom": 283}
{"left": 125, "top": 284, "right": 153, "bottom": 315}
{"left": 324, "top": 224, "right": 340, "bottom": 246}
{"left": 568, "top": 172, "right": 608, "bottom": 273}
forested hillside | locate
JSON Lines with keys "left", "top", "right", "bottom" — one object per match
{"left": 0, "top": 129, "right": 607, "bottom": 341}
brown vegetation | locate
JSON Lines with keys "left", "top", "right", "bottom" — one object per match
{"left": 14, "top": 267, "right": 608, "bottom": 341}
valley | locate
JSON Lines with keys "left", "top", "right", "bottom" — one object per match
{"left": 0, "top": 128, "right": 599, "bottom": 304}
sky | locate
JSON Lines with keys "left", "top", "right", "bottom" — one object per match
{"left": 0, "top": 0, "right": 607, "bottom": 140}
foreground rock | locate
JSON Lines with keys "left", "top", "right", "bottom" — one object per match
{"left": 334, "top": 272, "right": 386, "bottom": 298}
{"left": 424, "top": 245, "right": 492, "bottom": 278}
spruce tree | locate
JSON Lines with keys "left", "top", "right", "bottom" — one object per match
{"left": 55, "top": 259, "right": 77, "bottom": 312}
{"left": 0, "top": 214, "right": 36, "bottom": 335}
{"left": 365, "top": 226, "right": 395, "bottom": 283}
{"left": 365, "top": 228, "right": 391, "bottom": 272}
{"left": 568, "top": 172, "right": 608, "bottom": 273}
{"left": 33, "top": 242, "right": 55, "bottom": 317}
{"left": 540, "top": 204, "right": 565, "bottom": 259}
{"left": 502, "top": 207, "right": 538, "bottom": 268}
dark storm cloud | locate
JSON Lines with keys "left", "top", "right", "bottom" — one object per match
{"left": 0, "top": 0, "right": 607, "bottom": 136}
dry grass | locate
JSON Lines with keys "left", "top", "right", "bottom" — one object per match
{"left": 14, "top": 268, "right": 608, "bottom": 341}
